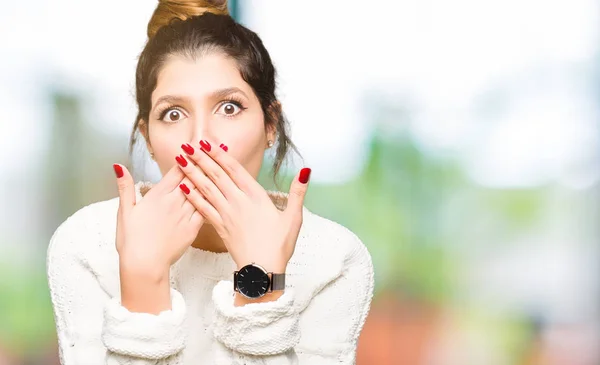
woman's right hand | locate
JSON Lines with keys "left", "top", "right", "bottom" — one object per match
{"left": 112, "top": 163, "right": 203, "bottom": 313}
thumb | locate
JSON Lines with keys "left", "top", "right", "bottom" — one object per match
{"left": 285, "top": 167, "right": 311, "bottom": 218}
{"left": 113, "top": 163, "right": 136, "bottom": 216}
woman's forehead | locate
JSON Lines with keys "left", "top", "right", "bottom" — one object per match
{"left": 152, "top": 54, "right": 251, "bottom": 105}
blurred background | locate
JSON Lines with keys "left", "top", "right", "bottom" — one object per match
{"left": 1, "top": 0, "right": 599, "bottom": 364}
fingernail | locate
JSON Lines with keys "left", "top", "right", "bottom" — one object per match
{"left": 175, "top": 155, "right": 188, "bottom": 167}
{"left": 179, "top": 183, "right": 191, "bottom": 195}
{"left": 181, "top": 143, "right": 194, "bottom": 155}
{"left": 299, "top": 167, "right": 311, "bottom": 184}
{"left": 199, "top": 139, "right": 212, "bottom": 152}
{"left": 219, "top": 143, "right": 228, "bottom": 152}
{"left": 113, "top": 164, "right": 124, "bottom": 178}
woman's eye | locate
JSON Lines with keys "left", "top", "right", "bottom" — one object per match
{"left": 161, "top": 108, "right": 186, "bottom": 123}
{"left": 216, "top": 102, "right": 242, "bottom": 117}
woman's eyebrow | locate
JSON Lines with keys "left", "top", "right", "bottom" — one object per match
{"left": 153, "top": 88, "right": 248, "bottom": 110}
{"left": 153, "top": 95, "right": 190, "bottom": 110}
{"left": 210, "top": 87, "right": 248, "bottom": 100}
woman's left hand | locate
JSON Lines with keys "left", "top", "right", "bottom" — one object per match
{"left": 175, "top": 140, "right": 311, "bottom": 273}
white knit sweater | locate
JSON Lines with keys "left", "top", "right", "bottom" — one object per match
{"left": 47, "top": 182, "right": 374, "bottom": 364}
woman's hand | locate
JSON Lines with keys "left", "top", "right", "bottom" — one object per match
{"left": 175, "top": 140, "right": 311, "bottom": 274}
{"left": 113, "top": 163, "right": 204, "bottom": 313}
{"left": 114, "top": 163, "right": 204, "bottom": 270}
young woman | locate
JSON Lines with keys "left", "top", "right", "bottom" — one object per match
{"left": 47, "top": 1, "right": 374, "bottom": 364}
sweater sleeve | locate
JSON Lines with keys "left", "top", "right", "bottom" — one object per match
{"left": 46, "top": 209, "right": 188, "bottom": 364}
{"left": 210, "top": 232, "right": 374, "bottom": 364}
{"left": 294, "top": 232, "right": 374, "bottom": 363}
{"left": 211, "top": 281, "right": 300, "bottom": 364}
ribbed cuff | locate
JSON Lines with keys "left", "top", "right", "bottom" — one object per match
{"left": 212, "top": 280, "right": 300, "bottom": 356}
{"left": 102, "top": 288, "right": 187, "bottom": 359}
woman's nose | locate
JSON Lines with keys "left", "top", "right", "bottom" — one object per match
{"left": 190, "top": 123, "right": 211, "bottom": 146}
{"left": 190, "top": 114, "right": 219, "bottom": 147}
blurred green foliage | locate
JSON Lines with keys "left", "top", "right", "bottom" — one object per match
{"left": 0, "top": 257, "right": 55, "bottom": 355}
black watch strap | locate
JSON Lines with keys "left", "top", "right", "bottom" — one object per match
{"left": 271, "top": 273, "right": 285, "bottom": 291}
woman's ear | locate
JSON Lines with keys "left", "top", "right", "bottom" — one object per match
{"left": 138, "top": 119, "right": 154, "bottom": 156}
{"left": 267, "top": 123, "right": 277, "bottom": 144}
{"left": 266, "top": 101, "right": 281, "bottom": 142}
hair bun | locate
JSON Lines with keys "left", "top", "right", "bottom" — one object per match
{"left": 147, "top": 0, "right": 229, "bottom": 39}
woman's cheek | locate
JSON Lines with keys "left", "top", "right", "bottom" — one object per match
{"left": 152, "top": 139, "right": 181, "bottom": 174}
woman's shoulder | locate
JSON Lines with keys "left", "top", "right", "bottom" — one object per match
{"left": 48, "top": 196, "right": 119, "bottom": 256}
{"left": 289, "top": 206, "right": 373, "bottom": 286}
{"left": 285, "top": 206, "right": 374, "bottom": 312}
{"left": 267, "top": 190, "right": 371, "bottom": 268}
{"left": 47, "top": 183, "right": 151, "bottom": 297}
{"left": 48, "top": 182, "right": 148, "bottom": 253}
{"left": 297, "top": 207, "right": 371, "bottom": 264}
{"left": 46, "top": 183, "right": 149, "bottom": 287}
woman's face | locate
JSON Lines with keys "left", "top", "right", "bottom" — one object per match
{"left": 144, "top": 53, "right": 274, "bottom": 178}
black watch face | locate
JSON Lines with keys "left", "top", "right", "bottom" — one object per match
{"left": 236, "top": 264, "right": 270, "bottom": 298}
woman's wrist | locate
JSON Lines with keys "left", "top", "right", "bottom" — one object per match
{"left": 235, "top": 256, "right": 288, "bottom": 273}
{"left": 233, "top": 257, "right": 288, "bottom": 307}
{"left": 119, "top": 253, "right": 170, "bottom": 279}
{"left": 234, "top": 291, "right": 283, "bottom": 307}
{"left": 119, "top": 257, "right": 172, "bottom": 314}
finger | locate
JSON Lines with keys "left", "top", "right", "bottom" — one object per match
{"left": 173, "top": 176, "right": 195, "bottom": 207}
{"left": 113, "top": 164, "right": 136, "bottom": 216}
{"left": 175, "top": 153, "right": 229, "bottom": 214}
{"left": 180, "top": 199, "right": 204, "bottom": 237}
{"left": 181, "top": 199, "right": 196, "bottom": 218}
{"left": 285, "top": 167, "right": 311, "bottom": 220}
{"left": 189, "top": 210, "right": 204, "bottom": 226}
{"left": 182, "top": 142, "right": 242, "bottom": 200}
{"left": 149, "top": 163, "right": 185, "bottom": 196}
{"left": 179, "top": 180, "right": 223, "bottom": 227}
{"left": 194, "top": 139, "right": 263, "bottom": 196}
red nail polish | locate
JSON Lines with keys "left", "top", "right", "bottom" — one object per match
{"left": 299, "top": 167, "right": 311, "bottom": 184}
{"left": 181, "top": 143, "right": 194, "bottom": 155}
{"left": 113, "top": 164, "right": 124, "bottom": 178}
{"left": 179, "top": 183, "right": 191, "bottom": 195}
{"left": 219, "top": 143, "right": 228, "bottom": 152}
{"left": 199, "top": 140, "right": 212, "bottom": 152}
{"left": 175, "top": 155, "right": 188, "bottom": 167}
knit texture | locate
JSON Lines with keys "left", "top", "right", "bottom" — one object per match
{"left": 47, "top": 182, "right": 374, "bottom": 364}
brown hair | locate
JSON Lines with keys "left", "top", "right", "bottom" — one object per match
{"left": 130, "top": 0, "right": 298, "bottom": 181}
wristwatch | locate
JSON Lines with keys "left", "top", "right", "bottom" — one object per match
{"left": 234, "top": 263, "right": 286, "bottom": 299}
